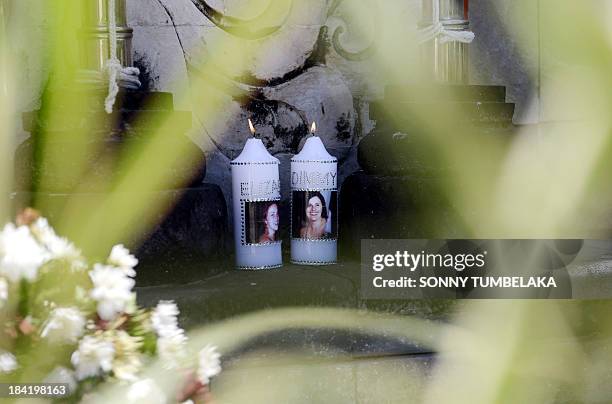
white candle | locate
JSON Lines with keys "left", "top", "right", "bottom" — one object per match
{"left": 231, "top": 120, "right": 282, "bottom": 270}
{"left": 290, "top": 123, "right": 338, "bottom": 265}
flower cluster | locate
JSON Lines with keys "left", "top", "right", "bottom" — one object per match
{"left": 151, "top": 301, "right": 188, "bottom": 369}
{"left": 89, "top": 263, "right": 136, "bottom": 321}
{"left": 71, "top": 335, "right": 116, "bottom": 380}
{"left": 40, "top": 307, "right": 86, "bottom": 343}
{"left": 0, "top": 222, "right": 51, "bottom": 282}
{"left": 0, "top": 210, "right": 221, "bottom": 402}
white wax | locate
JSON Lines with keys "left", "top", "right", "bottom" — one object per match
{"left": 231, "top": 138, "right": 282, "bottom": 270}
{"left": 290, "top": 136, "right": 338, "bottom": 265}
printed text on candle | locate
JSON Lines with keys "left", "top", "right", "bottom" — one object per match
{"left": 240, "top": 179, "right": 281, "bottom": 199}
{"left": 291, "top": 170, "right": 337, "bottom": 189}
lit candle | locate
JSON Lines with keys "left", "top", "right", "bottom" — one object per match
{"left": 290, "top": 122, "right": 338, "bottom": 265}
{"left": 230, "top": 119, "right": 282, "bottom": 270}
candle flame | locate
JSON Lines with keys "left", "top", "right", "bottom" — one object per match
{"left": 310, "top": 122, "right": 317, "bottom": 134}
{"left": 248, "top": 119, "right": 256, "bottom": 135}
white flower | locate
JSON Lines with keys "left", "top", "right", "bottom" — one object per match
{"left": 127, "top": 378, "right": 166, "bottom": 404}
{"left": 151, "top": 301, "right": 187, "bottom": 369}
{"left": 89, "top": 264, "right": 135, "bottom": 321}
{"left": 71, "top": 335, "right": 115, "bottom": 380}
{"left": 124, "top": 292, "right": 138, "bottom": 315}
{"left": 151, "top": 301, "right": 180, "bottom": 337}
{"left": 0, "top": 223, "right": 49, "bottom": 282}
{"left": 157, "top": 328, "right": 187, "bottom": 369}
{"left": 31, "top": 218, "right": 81, "bottom": 261}
{"left": 0, "top": 352, "right": 17, "bottom": 373}
{"left": 111, "top": 331, "right": 143, "bottom": 382}
{"left": 0, "top": 277, "right": 7, "bottom": 306}
{"left": 197, "top": 345, "right": 221, "bottom": 385}
{"left": 108, "top": 244, "right": 138, "bottom": 277}
{"left": 41, "top": 307, "right": 86, "bottom": 343}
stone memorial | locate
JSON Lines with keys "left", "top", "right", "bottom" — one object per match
{"left": 12, "top": 0, "right": 229, "bottom": 285}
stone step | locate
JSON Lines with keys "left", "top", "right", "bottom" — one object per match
{"left": 22, "top": 109, "right": 192, "bottom": 133}
{"left": 137, "top": 265, "right": 358, "bottom": 326}
{"left": 358, "top": 130, "right": 448, "bottom": 177}
{"left": 22, "top": 90, "right": 186, "bottom": 133}
{"left": 211, "top": 334, "right": 612, "bottom": 403}
{"left": 135, "top": 257, "right": 612, "bottom": 373}
{"left": 135, "top": 262, "right": 457, "bottom": 328}
{"left": 136, "top": 184, "right": 230, "bottom": 285}
{"left": 357, "top": 125, "right": 516, "bottom": 176}
{"left": 338, "top": 172, "right": 469, "bottom": 258}
{"left": 567, "top": 240, "right": 612, "bottom": 298}
{"left": 17, "top": 89, "right": 199, "bottom": 193}
{"left": 384, "top": 84, "right": 507, "bottom": 103}
{"left": 369, "top": 100, "right": 515, "bottom": 125}
{"left": 213, "top": 353, "right": 435, "bottom": 403}
{"left": 13, "top": 132, "right": 205, "bottom": 193}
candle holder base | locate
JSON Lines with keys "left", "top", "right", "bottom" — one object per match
{"left": 290, "top": 261, "right": 338, "bottom": 266}
{"left": 236, "top": 264, "right": 284, "bottom": 271}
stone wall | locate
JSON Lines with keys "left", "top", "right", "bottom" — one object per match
{"left": 129, "top": 0, "right": 547, "bottom": 218}
{"left": 10, "top": 0, "right": 548, "bottom": 228}
{"left": 125, "top": 0, "right": 415, "bottom": 229}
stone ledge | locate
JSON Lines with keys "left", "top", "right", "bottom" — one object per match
{"left": 135, "top": 261, "right": 457, "bottom": 329}
{"left": 136, "top": 261, "right": 446, "bottom": 358}
{"left": 213, "top": 353, "right": 435, "bottom": 403}
{"left": 136, "top": 263, "right": 360, "bottom": 327}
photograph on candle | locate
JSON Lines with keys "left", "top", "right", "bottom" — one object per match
{"left": 292, "top": 191, "right": 338, "bottom": 240}
{"left": 244, "top": 200, "right": 282, "bottom": 245}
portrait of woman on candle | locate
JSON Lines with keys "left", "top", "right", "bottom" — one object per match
{"left": 293, "top": 191, "right": 337, "bottom": 240}
{"left": 244, "top": 201, "right": 281, "bottom": 244}
{"left": 259, "top": 202, "right": 279, "bottom": 243}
